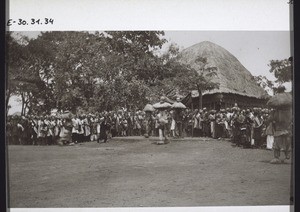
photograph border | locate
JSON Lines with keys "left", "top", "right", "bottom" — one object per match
{"left": 4, "top": 1, "right": 295, "bottom": 212}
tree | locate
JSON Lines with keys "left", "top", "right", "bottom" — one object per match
{"left": 253, "top": 75, "right": 274, "bottom": 95}
{"left": 9, "top": 31, "right": 215, "bottom": 114}
{"left": 14, "top": 31, "right": 170, "bottom": 113}
{"left": 6, "top": 32, "right": 58, "bottom": 115}
{"left": 269, "top": 57, "right": 292, "bottom": 84}
{"left": 174, "top": 68, "right": 219, "bottom": 109}
{"left": 6, "top": 32, "right": 19, "bottom": 116}
{"left": 169, "top": 55, "right": 219, "bottom": 109}
{"left": 253, "top": 57, "right": 293, "bottom": 97}
{"left": 104, "top": 31, "right": 166, "bottom": 56}
{"left": 6, "top": 32, "right": 50, "bottom": 116}
{"left": 104, "top": 31, "right": 168, "bottom": 86}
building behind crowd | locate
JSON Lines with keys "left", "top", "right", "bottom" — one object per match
{"left": 179, "top": 41, "right": 269, "bottom": 109}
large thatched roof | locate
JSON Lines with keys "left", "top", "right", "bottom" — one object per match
{"left": 177, "top": 41, "right": 268, "bottom": 99}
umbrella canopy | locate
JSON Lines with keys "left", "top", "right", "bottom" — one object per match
{"left": 12, "top": 112, "right": 21, "bottom": 116}
{"left": 162, "top": 96, "right": 175, "bottom": 104}
{"left": 210, "top": 109, "right": 217, "bottom": 114}
{"left": 171, "top": 102, "right": 186, "bottom": 109}
{"left": 61, "top": 111, "right": 73, "bottom": 119}
{"left": 143, "top": 104, "right": 155, "bottom": 112}
{"left": 267, "top": 92, "right": 292, "bottom": 108}
{"left": 153, "top": 102, "right": 172, "bottom": 109}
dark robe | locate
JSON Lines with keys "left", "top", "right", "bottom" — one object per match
{"left": 99, "top": 121, "right": 110, "bottom": 141}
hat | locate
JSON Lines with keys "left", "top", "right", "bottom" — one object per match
{"left": 216, "top": 113, "right": 222, "bottom": 118}
{"left": 160, "top": 96, "right": 166, "bottom": 102}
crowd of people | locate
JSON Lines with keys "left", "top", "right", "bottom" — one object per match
{"left": 6, "top": 105, "right": 276, "bottom": 149}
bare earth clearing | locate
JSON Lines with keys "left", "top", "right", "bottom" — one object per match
{"left": 8, "top": 137, "right": 292, "bottom": 207}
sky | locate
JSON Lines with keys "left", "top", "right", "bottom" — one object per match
{"left": 8, "top": 30, "right": 291, "bottom": 115}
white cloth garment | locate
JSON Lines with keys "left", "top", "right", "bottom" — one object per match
{"left": 170, "top": 119, "right": 176, "bottom": 131}
{"left": 266, "top": 135, "right": 274, "bottom": 149}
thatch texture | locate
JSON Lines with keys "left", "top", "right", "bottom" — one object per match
{"left": 267, "top": 92, "right": 292, "bottom": 108}
{"left": 161, "top": 96, "right": 175, "bottom": 104}
{"left": 153, "top": 102, "right": 172, "bottom": 109}
{"left": 177, "top": 41, "right": 268, "bottom": 99}
{"left": 143, "top": 104, "right": 155, "bottom": 112}
{"left": 172, "top": 102, "right": 186, "bottom": 109}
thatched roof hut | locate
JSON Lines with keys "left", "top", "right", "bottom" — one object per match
{"left": 178, "top": 41, "right": 269, "bottom": 109}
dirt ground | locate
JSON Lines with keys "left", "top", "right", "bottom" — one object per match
{"left": 8, "top": 137, "right": 292, "bottom": 208}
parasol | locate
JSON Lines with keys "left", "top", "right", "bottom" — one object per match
{"left": 61, "top": 111, "right": 73, "bottom": 119}
{"left": 143, "top": 104, "right": 155, "bottom": 112}
{"left": 267, "top": 92, "right": 292, "bottom": 108}
{"left": 171, "top": 102, "right": 186, "bottom": 109}
{"left": 12, "top": 112, "right": 21, "bottom": 116}
{"left": 153, "top": 102, "right": 172, "bottom": 110}
{"left": 210, "top": 109, "right": 217, "bottom": 114}
{"left": 161, "top": 95, "right": 175, "bottom": 104}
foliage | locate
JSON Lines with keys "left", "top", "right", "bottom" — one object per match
{"left": 171, "top": 55, "right": 219, "bottom": 109}
{"left": 7, "top": 31, "right": 220, "bottom": 114}
{"left": 253, "top": 57, "right": 293, "bottom": 96}
{"left": 6, "top": 32, "right": 54, "bottom": 115}
{"left": 253, "top": 75, "right": 274, "bottom": 95}
{"left": 7, "top": 31, "right": 171, "bottom": 114}
{"left": 269, "top": 57, "right": 292, "bottom": 84}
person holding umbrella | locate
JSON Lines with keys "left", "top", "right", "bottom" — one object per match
{"left": 58, "top": 111, "right": 74, "bottom": 146}
{"left": 143, "top": 104, "right": 155, "bottom": 138}
{"left": 153, "top": 96, "right": 172, "bottom": 144}
{"left": 267, "top": 86, "right": 292, "bottom": 164}
{"left": 98, "top": 117, "right": 111, "bottom": 143}
{"left": 171, "top": 97, "right": 186, "bottom": 138}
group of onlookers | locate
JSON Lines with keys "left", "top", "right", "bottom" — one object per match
{"left": 6, "top": 106, "right": 275, "bottom": 149}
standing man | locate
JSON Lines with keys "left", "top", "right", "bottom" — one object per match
{"left": 267, "top": 87, "right": 292, "bottom": 164}
{"left": 174, "top": 109, "right": 184, "bottom": 138}
{"left": 202, "top": 108, "right": 210, "bottom": 137}
{"left": 156, "top": 109, "right": 169, "bottom": 144}
{"left": 71, "top": 115, "right": 79, "bottom": 143}
{"left": 99, "top": 117, "right": 110, "bottom": 143}
{"left": 265, "top": 110, "right": 275, "bottom": 150}
{"left": 269, "top": 107, "right": 292, "bottom": 163}
{"left": 231, "top": 107, "right": 241, "bottom": 146}
{"left": 58, "top": 112, "right": 73, "bottom": 146}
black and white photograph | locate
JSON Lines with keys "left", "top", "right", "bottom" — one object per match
{"left": 5, "top": 1, "right": 293, "bottom": 212}
{"left": 6, "top": 30, "right": 293, "bottom": 208}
